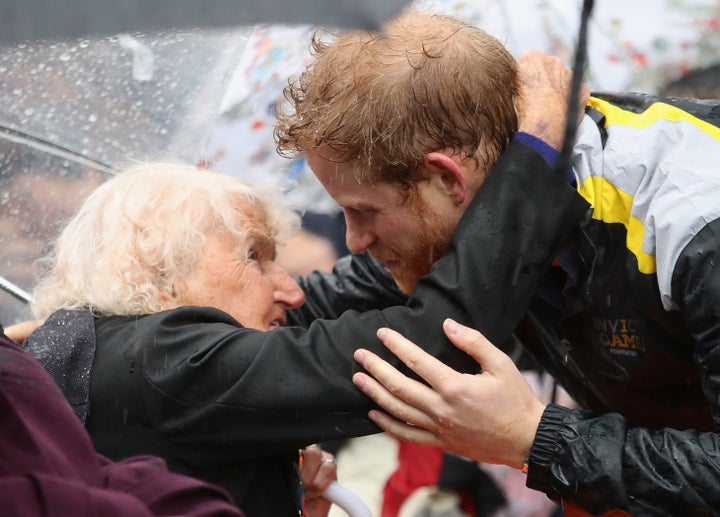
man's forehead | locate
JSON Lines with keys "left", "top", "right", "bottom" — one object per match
{"left": 326, "top": 179, "right": 405, "bottom": 210}
{"left": 305, "top": 153, "right": 353, "bottom": 179}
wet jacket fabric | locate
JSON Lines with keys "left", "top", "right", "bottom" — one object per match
{"left": 0, "top": 329, "right": 243, "bottom": 517}
{"left": 25, "top": 139, "right": 589, "bottom": 517}
{"left": 524, "top": 93, "right": 720, "bottom": 516}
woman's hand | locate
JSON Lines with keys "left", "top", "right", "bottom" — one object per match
{"left": 300, "top": 445, "right": 337, "bottom": 517}
{"left": 4, "top": 319, "right": 42, "bottom": 344}
{"left": 515, "top": 49, "right": 591, "bottom": 150}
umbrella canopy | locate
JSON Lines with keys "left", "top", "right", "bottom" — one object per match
{"left": 0, "top": 30, "right": 251, "bottom": 167}
{"left": 0, "top": 0, "right": 411, "bottom": 44}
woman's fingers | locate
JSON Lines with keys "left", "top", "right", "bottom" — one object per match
{"left": 301, "top": 445, "right": 337, "bottom": 498}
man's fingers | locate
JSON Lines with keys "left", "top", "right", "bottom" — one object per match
{"left": 366, "top": 321, "right": 509, "bottom": 386}
{"left": 352, "top": 367, "right": 437, "bottom": 429}
{"left": 367, "top": 409, "right": 442, "bottom": 448}
{"left": 442, "top": 319, "right": 512, "bottom": 375}
{"left": 373, "top": 326, "right": 459, "bottom": 389}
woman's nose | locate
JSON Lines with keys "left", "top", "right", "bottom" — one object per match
{"left": 273, "top": 267, "right": 306, "bottom": 308}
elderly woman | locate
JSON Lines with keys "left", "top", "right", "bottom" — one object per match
{"left": 23, "top": 157, "right": 584, "bottom": 516}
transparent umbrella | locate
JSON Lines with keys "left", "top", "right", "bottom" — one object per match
{"left": 0, "top": 27, "right": 260, "bottom": 324}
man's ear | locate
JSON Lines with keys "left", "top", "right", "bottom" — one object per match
{"left": 423, "top": 152, "right": 468, "bottom": 206}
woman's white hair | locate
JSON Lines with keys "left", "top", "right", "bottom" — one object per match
{"left": 31, "top": 162, "right": 301, "bottom": 319}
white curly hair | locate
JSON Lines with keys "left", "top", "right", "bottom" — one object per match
{"left": 31, "top": 162, "right": 300, "bottom": 319}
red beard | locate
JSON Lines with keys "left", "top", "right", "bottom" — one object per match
{"left": 369, "top": 196, "right": 454, "bottom": 294}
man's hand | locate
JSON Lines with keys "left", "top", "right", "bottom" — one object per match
{"left": 300, "top": 445, "right": 337, "bottom": 517}
{"left": 515, "top": 49, "right": 591, "bottom": 150}
{"left": 352, "top": 319, "right": 546, "bottom": 469}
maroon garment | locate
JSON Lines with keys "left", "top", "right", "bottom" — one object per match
{"left": 0, "top": 330, "right": 243, "bottom": 517}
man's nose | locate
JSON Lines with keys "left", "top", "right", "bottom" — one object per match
{"left": 273, "top": 268, "right": 306, "bottom": 308}
{"left": 344, "top": 212, "right": 374, "bottom": 254}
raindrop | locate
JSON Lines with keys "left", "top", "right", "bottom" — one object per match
{"left": 78, "top": 40, "right": 90, "bottom": 48}
{"left": 11, "top": 88, "right": 22, "bottom": 96}
{"left": 58, "top": 53, "right": 71, "bottom": 61}
{"left": 23, "top": 108, "right": 34, "bottom": 117}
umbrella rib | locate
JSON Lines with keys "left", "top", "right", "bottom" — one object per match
{"left": 0, "top": 126, "right": 115, "bottom": 174}
{"left": 0, "top": 276, "right": 32, "bottom": 304}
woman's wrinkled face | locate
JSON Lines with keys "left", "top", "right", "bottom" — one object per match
{"left": 173, "top": 215, "right": 306, "bottom": 331}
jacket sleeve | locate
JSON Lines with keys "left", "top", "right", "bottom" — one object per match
{"left": 526, "top": 217, "right": 720, "bottom": 516}
{"left": 524, "top": 93, "right": 720, "bottom": 515}
{"left": 0, "top": 475, "right": 157, "bottom": 517}
{"left": 288, "top": 251, "right": 407, "bottom": 327}
{"left": 99, "top": 455, "right": 243, "bottom": 517}
{"left": 132, "top": 140, "right": 590, "bottom": 456}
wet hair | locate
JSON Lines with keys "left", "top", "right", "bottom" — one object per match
{"left": 275, "top": 9, "right": 519, "bottom": 189}
{"left": 30, "top": 162, "right": 300, "bottom": 319}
